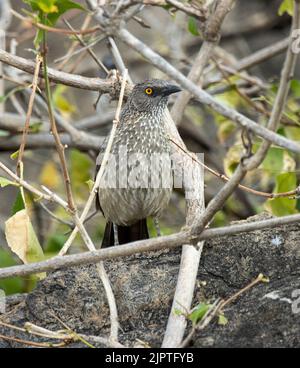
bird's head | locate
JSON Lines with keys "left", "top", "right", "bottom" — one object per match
{"left": 128, "top": 79, "right": 181, "bottom": 113}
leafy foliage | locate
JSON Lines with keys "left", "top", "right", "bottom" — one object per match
{"left": 265, "top": 172, "right": 298, "bottom": 216}
{"left": 188, "top": 17, "right": 200, "bottom": 36}
{"left": 188, "top": 303, "right": 212, "bottom": 326}
{"left": 22, "top": 0, "right": 85, "bottom": 47}
{"left": 278, "top": 0, "right": 294, "bottom": 16}
{"left": 0, "top": 249, "right": 24, "bottom": 295}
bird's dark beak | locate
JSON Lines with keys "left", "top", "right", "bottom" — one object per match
{"left": 162, "top": 84, "right": 181, "bottom": 96}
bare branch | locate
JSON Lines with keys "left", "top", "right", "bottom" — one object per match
{"left": 121, "top": 0, "right": 208, "bottom": 20}
{"left": 2, "top": 212, "right": 300, "bottom": 280}
{"left": 115, "top": 28, "right": 300, "bottom": 154}
{"left": 63, "top": 19, "right": 109, "bottom": 75}
{"left": 0, "top": 133, "right": 102, "bottom": 151}
{"left": 234, "top": 37, "right": 290, "bottom": 71}
{"left": 17, "top": 55, "right": 42, "bottom": 171}
{"left": 0, "top": 49, "right": 115, "bottom": 92}
{"left": 0, "top": 0, "right": 12, "bottom": 114}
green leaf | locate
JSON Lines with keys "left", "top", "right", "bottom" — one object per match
{"left": 85, "top": 179, "right": 95, "bottom": 192}
{"left": 39, "top": 160, "right": 61, "bottom": 189}
{"left": 290, "top": 79, "right": 300, "bottom": 98}
{"left": 48, "top": 0, "right": 86, "bottom": 26}
{"left": 45, "top": 233, "right": 67, "bottom": 253}
{"left": 188, "top": 303, "right": 211, "bottom": 326}
{"left": 265, "top": 172, "right": 297, "bottom": 216}
{"left": 24, "top": 0, "right": 86, "bottom": 36}
{"left": 70, "top": 149, "right": 92, "bottom": 200}
{"left": 0, "top": 177, "right": 17, "bottom": 188}
{"left": 29, "top": 121, "right": 43, "bottom": 133}
{"left": 10, "top": 150, "right": 19, "bottom": 160}
{"left": 11, "top": 190, "right": 26, "bottom": 215}
{"left": 262, "top": 147, "right": 284, "bottom": 173}
{"left": 218, "top": 314, "right": 228, "bottom": 326}
{"left": 24, "top": 0, "right": 58, "bottom": 13}
{"left": 0, "top": 249, "right": 24, "bottom": 295}
{"left": 278, "top": 0, "right": 294, "bottom": 16}
{"left": 223, "top": 145, "right": 242, "bottom": 177}
{"left": 53, "top": 85, "right": 76, "bottom": 116}
{"left": 34, "top": 28, "right": 44, "bottom": 50}
{"left": 283, "top": 126, "right": 300, "bottom": 141}
{"left": 188, "top": 17, "right": 200, "bottom": 36}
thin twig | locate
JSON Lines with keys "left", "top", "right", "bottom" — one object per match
{"left": 0, "top": 333, "right": 67, "bottom": 347}
{"left": 56, "top": 14, "right": 93, "bottom": 70}
{"left": 63, "top": 19, "right": 109, "bottom": 74}
{"left": 11, "top": 9, "right": 101, "bottom": 36}
{"left": 16, "top": 54, "right": 42, "bottom": 173}
{"left": 41, "top": 29, "right": 76, "bottom": 213}
{"left": 107, "top": 37, "right": 133, "bottom": 84}
{"left": 39, "top": 202, "right": 73, "bottom": 228}
{"left": 219, "top": 273, "right": 268, "bottom": 312}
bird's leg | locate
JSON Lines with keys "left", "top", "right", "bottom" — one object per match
{"left": 153, "top": 217, "right": 161, "bottom": 237}
{"left": 113, "top": 223, "right": 120, "bottom": 246}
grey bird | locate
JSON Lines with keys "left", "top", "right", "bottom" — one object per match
{"left": 96, "top": 79, "right": 181, "bottom": 247}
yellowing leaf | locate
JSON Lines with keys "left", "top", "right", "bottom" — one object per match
{"left": 10, "top": 150, "right": 19, "bottom": 160}
{"left": 218, "top": 314, "right": 228, "bottom": 326}
{"left": 53, "top": 85, "right": 76, "bottom": 117}
{"left": 215, "top": 87, "right": 245, "bottom": 110}
{"left": 5, "top": 210, "right": 45, "bottom": 279}
{"left": 223, "top": 145, "right": 242, "bottom": 177}
{"left": 0, "top": 177, "right": 18, "bottom": 188}
{"left": 38, "top": 3, "right": 58, "bottom": 13}
{"left": 85, "top": 179, "right": 95, "bottom": 192}
{"left": 70, "top": 149, "right": 92, "bottom": 200}
{"left": 278, "top": 0, "right": 294, "bottom": 16}
{"left": 39, "top": 161, "right": 61, "bottom": 189}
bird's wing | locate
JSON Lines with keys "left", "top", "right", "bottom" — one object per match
{"left": 94, "top": 135, "right": 109, "bottom": 212}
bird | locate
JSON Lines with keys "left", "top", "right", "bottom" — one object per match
{"left": 96, "top": 79, "right": 181, "bottom": 247}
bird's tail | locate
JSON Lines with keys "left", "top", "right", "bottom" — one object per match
{"left": 101, "top": 219, "right": 149, "bottom": 247}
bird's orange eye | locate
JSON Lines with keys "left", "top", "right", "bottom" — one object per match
{"left": 145, "top": 87, "right": 153, "bottom": 95}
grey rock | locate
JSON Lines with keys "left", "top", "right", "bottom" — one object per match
{"left": 1, "top": 213, "right": 300, "bottom": 348}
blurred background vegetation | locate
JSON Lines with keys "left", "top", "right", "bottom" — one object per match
{"left": 0, "top": 0, "right": 300, "bottom": 295}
